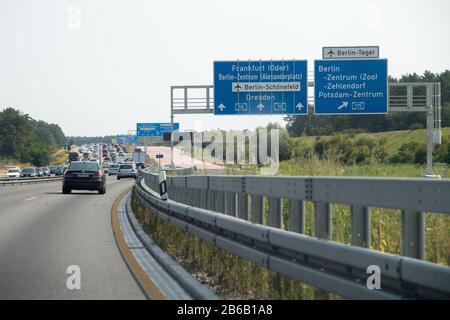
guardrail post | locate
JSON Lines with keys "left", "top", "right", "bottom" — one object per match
{"left": 351, "top": 205, "right": 371, "bottom": 248}
{"left": 207, "top": 190, "right": 216, "bottom": 211}
{"left": 251, "top": 195, "right": 264, "bottom": 224}
{"left": 268, "top": 197, "right": 282, "bottom": 228}
{"left": 170, "top": 186, "right": 176, "bottom": 201}
{"left": 191, "top": 189, "right": 201, "bottom": 207}
{"left": 402, "top": 210, "right": 424, "bottom": 259}
{"left": 288, "top": 199, "right": 305, "bottom": 234}
{"left": 199, "top": 189, "right": 208, "bottom": 210}
{"left": 177, "top": 187, "right": 183, "bottom": 203}
{"left": 237, "top": 194, "right": 249, "bottom": 220}
{"left": 189, "top": 189, "right": 198, "bottom": 207}
{"left": 215, "top": 191, "right": 225, "bottom": 213}
{"left": 314, "top": 202, "right": 332, "bottom": 300}
{"left": 167, "top": 177, "right": 173, "bottom": 198}
{"left": 315, "top": 202, "right": 332, "bottom": 240}
{"left": 225, "top": 192, "right": 236, "bottom": 217}
{"left": 181, "top": 188, "right": 188, "bottom": 204}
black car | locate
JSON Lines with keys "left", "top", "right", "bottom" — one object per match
{"left": 68, "top": 152, "right": 80, "bottom": 162}
{"left": 35, "top": 168, "right": 43, "bottom": 177}
{"left": 135, "top": 162, "right": 146, "bottom": 170}
{"left": 55, "top": 164, "right": 68, "bottom": 176}
{"left": 20, "top": 168, "right": 37, "bottom": 178}
{"left": 40, "top": 167, "right": 51, "bottom": 176}
{"left": 62, "top": 161, "right": 106, "bottom": 194}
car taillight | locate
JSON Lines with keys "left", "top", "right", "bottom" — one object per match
{"left": 64, "top": 171, "right": 73, "bottom": 177}
{"left": 93, "top": 171, "right": 102, "bottom": 177}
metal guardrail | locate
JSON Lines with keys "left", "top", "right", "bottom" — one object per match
{"left": 143, "top": 166, "right": 197, "bottom": 176}
{"left": 134, "top": 172, "right": 450, "bottom": 299}
{"left": 124, "top": 193, "right": 218, "bottom": 299}
{"left": 0, "top": 176, "right": 62, "bottom": 185}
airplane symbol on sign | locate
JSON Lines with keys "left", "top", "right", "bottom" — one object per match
{"left": 234, "top": 84, "right": 242, "bottom": 91}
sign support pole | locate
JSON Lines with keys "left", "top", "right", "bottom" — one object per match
{"left": 170, "top": 88, "right": 175, "bottom": 169}
{"left": 425, "top": 106, "right": 440, "bottom": 178}
{"left": 423, "top": 83, "right": 440, "bottom": 178}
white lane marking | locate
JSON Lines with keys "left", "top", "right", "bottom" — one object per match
{"left": 24, "top": 196, "right": 38, "bottom": 202}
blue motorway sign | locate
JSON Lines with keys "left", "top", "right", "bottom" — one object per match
{"left": 314, "top": 59, "right": 388, "bottom": 115}
{"left": 116, "top": 135, "right": 127, "bottom": 144}
{"left": 127, "top": 136, "right": 139, "bottom": 143}
{"left": 214, "top": 60, "right": 308, "bottom": 115}
{"left": 136, "top": 123, "right": 180, "bottom": 137}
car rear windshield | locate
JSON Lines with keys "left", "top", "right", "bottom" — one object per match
{"left": 23, "top": 168, "right": 35, "bottom": 172}
{"left": 8, "top": 169, "right": 20, "bottom": 173}
{"left": 110, "top": 164, "right": 119, "bottom": 168}
{"left": 119, "top": 164, "right": 133, "bottom": 169}
{"left": 68, "top": 162, "right": 100, "bottom": 172}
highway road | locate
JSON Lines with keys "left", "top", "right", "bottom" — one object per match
{"left": 143, "top": 146, "right": 224, "bottom": 170}
{"left": 0, "top": 177, "right": 146, "bottom": 300}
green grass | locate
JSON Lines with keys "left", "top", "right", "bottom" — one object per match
{"left": 278, "top": 157, "right": 450, "bottom": 178}
{"left": 292, "top": 127, "right": 450, "bottom": 156}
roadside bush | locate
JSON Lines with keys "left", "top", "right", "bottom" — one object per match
{"left": 434, "top": 137, "right": 450, "bottom": 164}
{"left": 390, "top": 138, "right": 450, "bottom": 165}
{"left": 409, "top": 123, "right": 424, "bottom": 130}
{"left": 390, "top": 142, "right": 422, "bottom": 164}
{"left": 341, "top": 128, "right": 368, "bottom": 136}
{"left": 279, "top": 129, "right": 294, "bottom": 161}
{"left": 292, "top": 140, "right": 314, "bottom": 160}
{"left": 414, "top": 145, "right": 427, "bottom": 164}
{"left": 312, "top": 134, "right": 388, "bottom": 165}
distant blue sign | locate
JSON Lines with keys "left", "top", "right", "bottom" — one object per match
{"left": 127, "top": 136, "right": 139, "bottom": 143}
{"left": 314, "top": 59, "right": 388, "bottom": 115}
{"left": 214, "top": 60, "right": 308, "bottom": 115}
{"left": 136, "top": 123, "right": 180, "bottom": 137}
{"left": 116, "top": 134, "right": 127, "bottom": 144}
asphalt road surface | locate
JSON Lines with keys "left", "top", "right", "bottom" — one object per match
{"left": 0, "top": 176, "right": 146, "bottom": 299}
{"left": 143, "top": 146, "right": 224, "bottom": 170}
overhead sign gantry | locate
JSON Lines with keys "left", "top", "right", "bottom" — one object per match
{"left": 136, "top": 123, "right": 180, "bottom": 137}
{"left": 213, "top": 60, "right": 308, "bottom": 115}
{"left": 169, "top": 47, "right": 441, "bottom": 176}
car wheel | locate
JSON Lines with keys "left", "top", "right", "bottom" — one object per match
{"left": 98, "top": 187, "right": 106, "bottom": 194}
{"left": 62, "top": 187, "right": 71, "bottom": 194}
{"left": 117, "top": 177, "right": 120, "bottom": 180}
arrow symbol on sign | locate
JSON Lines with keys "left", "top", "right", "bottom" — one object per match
{"left": 256, "top": 103, "right": 265, "bottom": 111}
{"left": 337, "top": 101, "right": 349, "bottom": 110}
{"left": 218, "top": 103, "right": 226, "bottom": 111}
{"left": 295, "top": 103, "right": 305, "bottom": 110}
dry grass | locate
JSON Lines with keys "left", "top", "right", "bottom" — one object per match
{"left": 50, "top": 148, "right": 68, "bottom": 165}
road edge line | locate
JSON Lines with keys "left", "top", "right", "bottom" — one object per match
{"left": 111, "top": 188, "right": 166, "bottom": 300}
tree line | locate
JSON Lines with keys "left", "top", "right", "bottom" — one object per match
{"left": 66, "top": 136, "right": 115, "bottom": 146}
{"left": 285, "top": 70, "right": 450, "bottom": 136}
{"left": 0, "top": 108, "right": 66, "bottom": 166}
